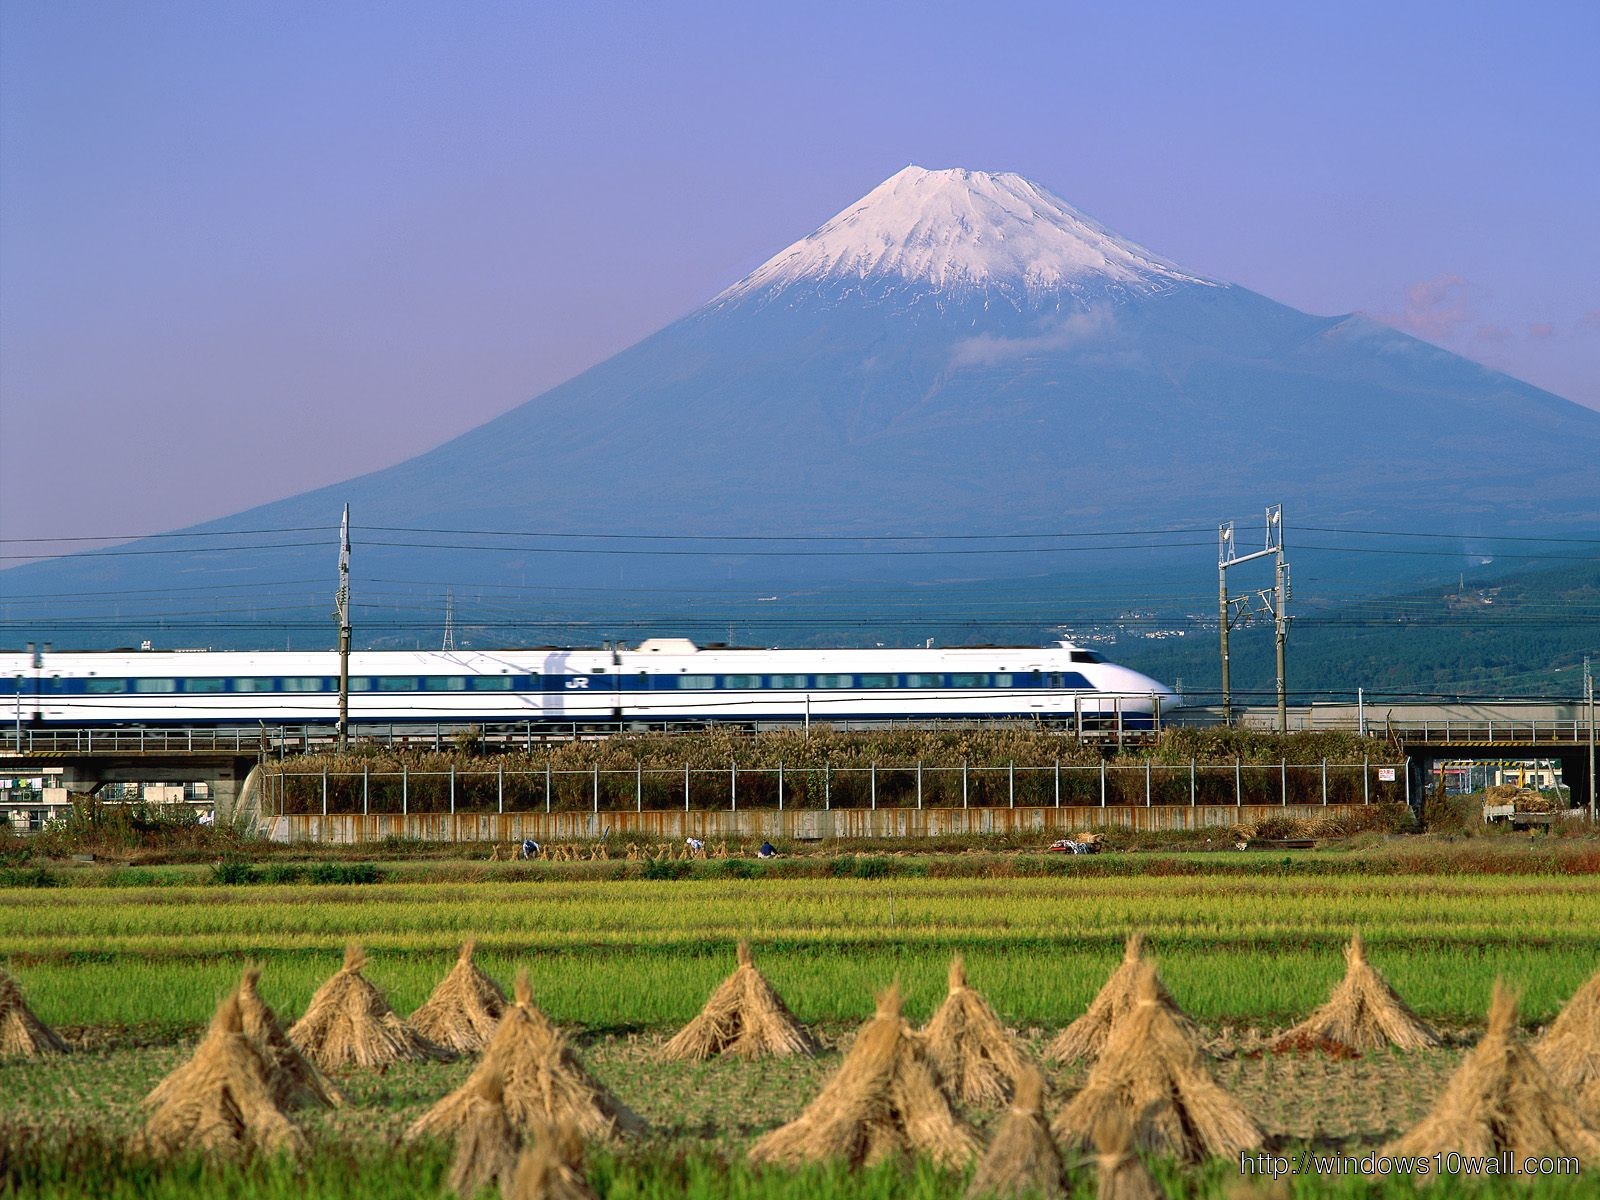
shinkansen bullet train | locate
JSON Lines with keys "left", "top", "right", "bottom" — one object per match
{"left": 0, "top": 640, "right": 1178, "bottom": 727}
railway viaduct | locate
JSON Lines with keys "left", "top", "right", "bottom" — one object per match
{"left": 3, "top": 700, "right": 1594, "bottom": 834}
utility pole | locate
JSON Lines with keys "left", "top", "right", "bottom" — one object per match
{"left": 1273, "top": 506, "right": 1290, "bottom": 733}
{"left": 1218, "top": 523, "right": 1233, "bottom": 723}
{"left": 1586, "top": 656, "right": 1595, "bottom": 823}
{"left": 442, "top": 590, "right": 456, "bottom": 652}
{"left": 335, "top": 505, "right": 351, "bottom": 752}
{"left": 1217, "top": 504, "right": 1288, "bottom": 729}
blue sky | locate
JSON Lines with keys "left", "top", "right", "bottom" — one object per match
{"left": 1, "top": 0, "right": 1595, "bottom": 548}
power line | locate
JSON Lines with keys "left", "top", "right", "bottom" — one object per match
{"left": 1301, "top": 525, "right": 1600, "bottom": 544}
{"left": 0, "top": 540, "right": 332, "bottom": 562}
{"left": 0, "top": 526, "right": 336, "bottom": 545}
{"left": 366, "top": 524, "right": 1216, "bottom": 542}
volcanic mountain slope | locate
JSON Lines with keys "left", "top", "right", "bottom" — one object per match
{"left": 4, "top": 166, "right": 1598, "bottom": 642}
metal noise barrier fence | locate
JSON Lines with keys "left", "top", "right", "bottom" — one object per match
{"left": 264, "top": 758, "right": 1407, "bottom": 820}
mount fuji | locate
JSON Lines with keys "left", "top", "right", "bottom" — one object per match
{"left": 5, "top": 166, "right": 1599, "bottom": 646}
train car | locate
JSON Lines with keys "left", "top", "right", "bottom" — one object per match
{"left": 1, "top": 639, "right": 1178, "bottom": 728}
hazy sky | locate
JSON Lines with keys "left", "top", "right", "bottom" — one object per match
{"left": 2, "top": 0, "right": 1596, "bottom": 553}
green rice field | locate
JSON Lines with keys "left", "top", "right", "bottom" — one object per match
{"left": 5, "top": 873, "right": 1598, "bottom": 1029}
{"left": 5, "top": 865, "right": 1600, "bottom": 1197}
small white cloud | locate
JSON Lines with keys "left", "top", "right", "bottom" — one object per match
{"left": 1382, "top": 273, "right": 1474, "bottom": 341}
{"left": 948, "top": 309, "right": 1113, "bottom": 369}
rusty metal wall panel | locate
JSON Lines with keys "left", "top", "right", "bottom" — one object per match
{"left": 272, "top": 803, "right": 1350, "bottom": 843}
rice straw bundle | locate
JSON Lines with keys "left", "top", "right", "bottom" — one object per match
{"left": 237, "top": 966, "right": 343, "bottom": 1109}
{"left": 139, "top": 991, "right": 304, "bottom": 1157}
{"left": 1049, "top": 933, "right": 1194, "bottom": 1064}
{"left": 407, "top": 972, "right": 646, "bottom": 1144}
{"left": 1386, "top": 981, "right": 1600, "bottom": 1161}
{"left": 1535, "top": 967, "right": 1600, "bottom": 1123}
{"left": 0, "top": 967, "right": 67, "bottom": 1058}
{"left": 1273, "top": 933, "right": 1439, "bottom": 1053}
{"left": 411, "top": 940, "right": 509, "bottom": 1055}
{"left": 661, "top": 941, "right": 817, "bottom": 1061}
{"left": 445, "top": 1068, "right": 522, "bottom": 1198}
{"left": 748, "top": 983, "right": 980, "bottom": 1169}
{"left": 965, "top": 1065, "right": 1066, "bottom": 1199}
{"left": 925, "top": 954, "right": 1030, "bottom": 1108}
{"left": 1052, "top": 964, "right": 1265, "bottom": 1163}
{"left": 1091, "top": 1114, "right": 1162, "bottom": 1200}
{"left": 506, "top": 1120, "right": 599, "bottom": 1200}
{"left": 288, "top": 943, "right": 454, "bottom": 1070}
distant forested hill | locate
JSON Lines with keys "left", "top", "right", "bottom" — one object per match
{"left": 1113, "top": 563, "right": 1599, "bottom": 701}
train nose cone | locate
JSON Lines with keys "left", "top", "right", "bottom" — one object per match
{"left": 1117, "top": 668, "right": 1181, "bottom": 705}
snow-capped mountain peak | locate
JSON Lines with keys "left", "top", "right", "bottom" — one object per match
{"left": 717, "top": 165, "right": 1210, "bottom": 305}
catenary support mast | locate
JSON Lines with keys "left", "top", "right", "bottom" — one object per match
{"left": 336, "top": 504, "right": 351, "bottom": 751}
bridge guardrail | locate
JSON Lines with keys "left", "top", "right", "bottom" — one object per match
{"left": 4, "top": 709, "right": 1594, "bottom": 756}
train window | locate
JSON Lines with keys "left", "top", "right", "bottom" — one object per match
{"left": 902, "top": 674, "right": 941, "bottom": 688}
{"left": 182, "top": 678, "right": 227, "bottom": 693}
{"left": 815, "top": 674, "right": 852, "bottom": 688}
{"left": 350, "top": 678, "right": 373, "bottom": 692}
{"left": 423, "top": 677, "right": 469, "bottom": 692}
{"left": 84, "top": 678, "right": 128, "bottom": 694}
{"left": 767, "top": 675, "right": 808, "bottom": 689}
{"left": 723, "top": 675, "right": 762, "bottom": 689}
{"left": 1070, "top": 650, "right": 1104, "bottom": 663}
{"left": 235, "top": 678, "right": 274, "bottom": 692}
{"left": 471, "top": 676, "right": 517, "bottom": 691}
{"left": 858, "top": 674, "right": 893, "bottom": 688}
{"left": 133, "top": 679, "right": 178, "bottom": 693}
{"left": 677, "top": 675, "right": 715, "bottom": 689}
{"left": 281, "top": 678, "right": 323, "bottom": 692}
{"left": 992, "top": 674, "right": 1014, "bottom": 688}
{"left": 377, "top": 677, "right": 415, "bottom": 692}
{"left": 950, "top": 674, "right": 981, "bottom": 688}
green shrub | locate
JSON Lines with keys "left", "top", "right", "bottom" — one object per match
{"left": 0, "top": 865, "right": 58, "bottom": 888}
{"left": 307, "top": 862, "right": 381, "bottom": 885}
{"left": 850, "top": 856, "right": 891, "bottom": 879}
{"left": 209, "top": 858, "right": 258, "bottom": 886}
{"left": 642, "top": 859, "right": 692, "bottom": 881}
{"left": 262, "top": 863, "right": 307, "bottom": 885}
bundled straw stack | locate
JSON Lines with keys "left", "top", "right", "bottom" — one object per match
{"left": 1273, "top": 933, "right": 1440, "bottom": 1053}
{"left": 661, "top": 941, "right": 817, "bottom": 1061}
{"left": 139, "top": 991, "right": 303, "bottom": 1157}
{"left": 288, "top": 944, "right": 454, "bottom": 1070}
{"left": 237, "top": 967, "right": 343, "bottom": 1109}
{"left": 924, "top": 955, "right": 1030, "bottom": 1108}
{"left": 1386, "top": 981, "right": 1600, "bottom": 1161}
{"left": 1049, "top": 933, "right": 1194, "bottom": 1063}
{"left": 502, "top": 1126, "right": 598, "bottom": 1200}
{"left": 1053, "top": 964, "right": 1265, "bottom": 1163}
{"left": 411, "top": 940, "right": 509, "bottom": 1055}
{"left": 1535, "top": 967, "right": 1600, "bottom": 1123}
{"left": 1091, "top": 1115, "right": 1162, "bottom": 1200}
{"left": 506, "top": 1120, "right": 599, "bottom": 1200}
{"left": 748, "top": 983, "right": 979, "bottom": 1169}
{"left": 964, "top": 1065, "right": 1066, "bottom": 1200}
{"left": 445, "top": 1069, "right": 522, "bottom": 1198}
{"left": 408, "top": 972, "right": 646, "bottom": 1144}
{"left": 0, "top": 967, "right": 67, "bottom": 1058}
